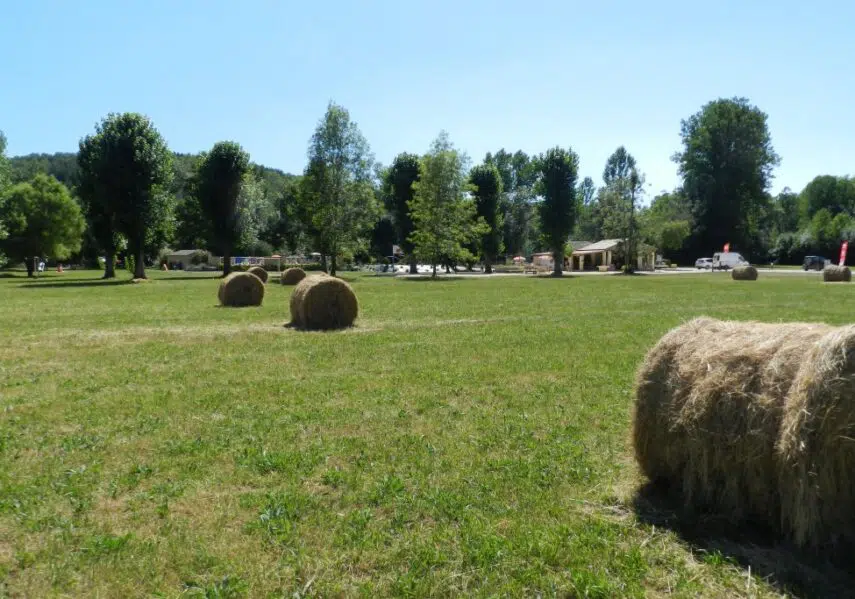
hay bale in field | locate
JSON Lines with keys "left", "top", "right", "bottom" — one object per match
{"left": 779, "top": 325, "right": 855, "bottom": 548}
{"left": 218, "top": 271, "right": 265, "bottom": 307}
{"left": 280, "top": 267, "right": 306, "bottom": 285}
{"left": 289, "top": 275, "right": 358, "bottom": 330}
{"left": 823, "top": 265, "right": 851, "bottom": 282}
{"left": 633, "top": 317, "right": 831, "bottom": 527}
{"left": 248, "top": 266, "right": 269, "bottom": 283}
{"left": 731, "top": 265, "right": 758, "bottom": 281}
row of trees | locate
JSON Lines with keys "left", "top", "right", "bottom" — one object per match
{"left": 2, "top": 97, "right": 852, "bottom": 278}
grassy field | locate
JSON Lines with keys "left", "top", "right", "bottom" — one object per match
{"left": 0, "top": 269, "right": 852, "bottom": 597}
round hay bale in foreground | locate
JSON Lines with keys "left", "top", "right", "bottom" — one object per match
{"left": 218, "top": 271, "right": 265, "bottom": 307}
{"left": 248, "top": 266, "right": 269, "bottom": 283}
{"left": 280, "top": 267, "right": 306, "bottom": 285}
{"left": 633, "top": 317, "right": 830, "bottom": 527}
{"left": 731, "top": 265, "right": 758, "bottom": 281}
{"left": 823, "top": 265, "right": 851, "bottom": 282}
{"left": 289, "top": 275, "right": 358, "bottom": 330}
{"left": 779, "top": 325, "right": 855, "bottom": 548}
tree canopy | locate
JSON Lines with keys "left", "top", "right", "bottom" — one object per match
{"left": 385, "top": 153, "right": 420, "bottom": 272}
{"left": 409, "top": 132, "right": 482, "bottom": 277}
{"left": 0, "top": 174, "right": 85, "bottom": 275}
{"left": 537, "top": 147, "right": 579, "bottom": 275}
{"left": 299, "top": 102, "right": 378, "bottom": 276}
{"left": 675, "top": 97, "right": 780, "bottom": 256}
{"left": 194, "top": 141, "right": 251, "bottom": 276}
{"left": 469, "top": 163, "right": 504, "bottom": 273}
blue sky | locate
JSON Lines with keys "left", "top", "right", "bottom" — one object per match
{"left": 1, "top": 0, "right": 852, "bottom": 197}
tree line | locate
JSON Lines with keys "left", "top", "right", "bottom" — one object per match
{"left": 0, "top": 97, "right": 850, "bottom": 278}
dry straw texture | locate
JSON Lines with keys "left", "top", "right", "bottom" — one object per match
{"left": 779, "top": 325, "right": 855, "bottom": 548}
{"left": 281, "top": 267, "right": 307, "bottom": 285}
{"left": 731, "top": 265, "right": 758, "bottom": 281}
{"left": 218, "top": 272, "right": 265, "bottom": 307}
{"left": 823, "top": 265, "right": 851, "bottom": 282}
{"left": 248, "top": 266, "right": 269, "bottom": 283}
{"left": 289, "top": 275, "right": 358, "bottom": 330}
{"left": 633, "top": 318, "right": 831, "bottom": 529}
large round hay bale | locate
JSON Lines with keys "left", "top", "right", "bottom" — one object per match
{"left": 823, "top": 265, "right": 851, "bottom": 282}
{"left": 289, "top": 275, "right": 358, "bottom": 330}
{"left": 248, "top": 266, "right": 269, "bottom": 283}
{"left": 218, "top": 271, "right": 265, "bottom": 307}
{"left": 633, "top": 317, "right": 830, "bottom": 526}
{"left": 779, "top": 325, "right": 855, "bottom": 548}
{"left": 731, "top": 265, "right": 758, "bottom": 281}
{"left": 280, "top": 267, "right": 306, "bottom": 285}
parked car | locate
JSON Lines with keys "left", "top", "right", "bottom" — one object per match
{"left": 695, "top": 257, "right": 713, "bottom": 269}
{"left": 712, "top": 252, "right": 748, "bottom": 270}
{"left": 803, "top": 255, "right": 829, "bottom": 271}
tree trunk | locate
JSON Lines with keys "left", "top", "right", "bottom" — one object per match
{"left": 25, "top": 257, "right": 34, "bottom": 277}
{"left": 134, "top": 246, "right": 146, "bottom": 279}
{"left": 103, "top": 246, "right": 116, "bottom": 279}
{"left": 485, "top": 257, "right": 493, "bottom": 275}
{"left": 432, "top": 263, "right": 437, "bottom": 278}
{"left": 409, "top": 260, "right": 417, "bottom": 275}
{"left": 222, "top": 249, "right": 232, "bottom": 277}
{"left": 330, "top": 254, "right": 337, "bottom": 277}
{"left": 553, "top": 249, "right": 563, "bottom": 277}
{"left": 321, "top": 254, "right": 328, "bottom": 273}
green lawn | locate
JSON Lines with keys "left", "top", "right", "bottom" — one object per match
{"left": 0, "top": 269, "right": 850, "bottom": 597}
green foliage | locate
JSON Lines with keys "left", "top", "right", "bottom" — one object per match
{"left": 675, "top": 97, "right": 779, "bottom": 256}
{"left": 194, "top": 141, "right": 250, "bottom": 275}
{"left": 409, "top": 132, "right": 484, "bottom": 277}
{"left": 9, "top": 152, "right": 79, "bottom": 187}
{"left": 537, "top": 146, "right": 579, "bottom": 275}
{"left": 501, "top": 186, "right": 539, "bottom": 257}
{"left": 125, "top": 253, "right": 136, "bottom": 275}
{"left": 469, "top": 163, "right": 504, "bottom": 272}
{"left": 299, "top": 102, "right": 379, "bottom": 276}
{"left": 385, "top": 153, "right": 420, "bottom": 261}
{"left": 798, "top": 175, "right": 855, "bottom": 223}
{"left": 78, "top": 113, "right": 174, "bottom": 279}
{"left": 0, "top": 174, "right": 85, "bottom": 273}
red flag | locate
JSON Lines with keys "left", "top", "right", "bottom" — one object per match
{"left": 840, "top": 241, "right": 849, "bottom": 266}
{"left": 723, "top": 243, "right": 730, "bottom": 253}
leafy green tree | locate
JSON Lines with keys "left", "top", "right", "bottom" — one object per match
{"left": 0, "top": 132, "right": 10, "bottom": 252}
{"left": 77, "top": 134, "right": 120, "bottom": 277}
{"left": 469, "top": 163, "right": 504, "bottom": 273}
{"left": 194, "top": 141, "right": 250, "bottom": 276}
{"left": 0, "top": 131, "right": 10, "bottom": 192}
{"left": 537, "top": 147, "right": 579, "bottom": 276}
{"left": 798, "top": 175, "right": 855, "bottom": 223}
{"left": 409, "top": 132, "right": 482, "bottom": 277}
{"left": 599, "top": 147, "right": 645, "bottom": 270}
{"left": 261, "top": 178, "right": 302, "bottom": 253}
{"left": 385, "top": 153, "right": 420, "bottom": 273}
{"left": 299, "top": 103, "right": 378, "bottom": 276}
{"left": 0, "top": 174, "right": 85, "bottom": 276}
{"left": 9, "top": 152, "right": 79, "bottom": 187}
{"left": 501, "top": 186, "right": 538, "bottom": 258}
{"left": 574, "top": 176, "right": 600, "bottom": 241}
{"left": 674, "top": 98, "right": 780, "bottom": 256}
{"left": 771, "top": 188, "right": 800, "bottom": 234}
{"left": 639, "top": 190, "right": 691, "bottom": 258}
{"left": 80, "top": 113, "right": 174, "bottom": 279}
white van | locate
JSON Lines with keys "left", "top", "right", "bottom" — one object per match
{"left": 712, "top": 252, "right": 748, "bottom": 270}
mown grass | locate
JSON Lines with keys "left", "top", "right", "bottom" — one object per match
{"left": 0, "top": 269, "right": 851, "bottom": 597}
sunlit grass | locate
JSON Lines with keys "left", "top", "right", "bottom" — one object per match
{"left": 0, "top": 268, "right": 848, "bottom": 596}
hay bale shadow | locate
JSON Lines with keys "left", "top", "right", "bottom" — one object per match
{"left": 632, "top": 482, "right": 855, "bottom": 599}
